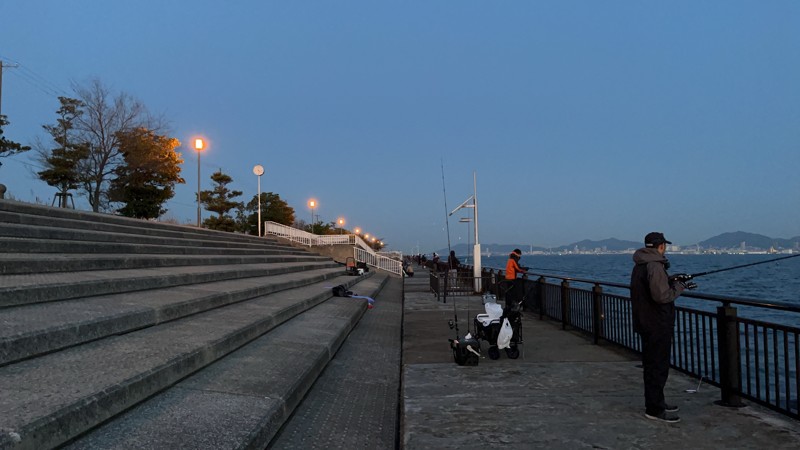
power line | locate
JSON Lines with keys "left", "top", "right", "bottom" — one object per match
{"left": 0, "top": 54, "right": 70, "bottom": 101}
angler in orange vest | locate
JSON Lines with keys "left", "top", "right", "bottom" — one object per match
{"left": 503, "top": 249, "right": 527, "bottom": 307}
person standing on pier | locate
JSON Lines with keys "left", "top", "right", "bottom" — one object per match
{"left": 503, "top": 249, "right": 527, "bottom": 308}
{"left": 630, "top": 232, "right": 696, "bottom": 423}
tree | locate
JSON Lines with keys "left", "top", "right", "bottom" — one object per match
{"left": 72, "top": 79, "right": 154, "bottom": 212}
{"left": 200, "top": 170, "right": 242, "bottom": 231}
{"left": 238, "top": 192, "right": 295, "bottom": 235}
{"left": 0, "top": 115, "right": 31, "bottom": 170}
{"left": 36, "top": 97, "right": 90, "bottom": 207}
{"left": 108, "top": 127, "right": 184, "bottom": 219}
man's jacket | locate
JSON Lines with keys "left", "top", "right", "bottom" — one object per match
{"left": 630, "top": 247, "right": 685, "bottom": 334}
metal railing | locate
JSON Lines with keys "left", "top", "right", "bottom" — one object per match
{"left": 452, "top": 264, "right": 800, "bottom": 420}
{"left": 265, "top": 221, "right": 371, "bottom": 250}
{"left": 264, "top": 221, "right": 401, "bottom": 275}
{"left": 355, "top": 247, "right": 402, "bottom": 276}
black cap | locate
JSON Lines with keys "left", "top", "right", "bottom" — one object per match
{"left": 645, "top": 232, "right": 672, "bottom": 248}
{"left": 512, "top": 248, "right": 522, "bottom": 255}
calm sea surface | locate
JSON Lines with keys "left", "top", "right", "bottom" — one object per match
{"left": 462, "top": 253, "right": 800, "bottom": 326}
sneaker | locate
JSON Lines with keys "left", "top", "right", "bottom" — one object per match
{"left": 645, "top": 411, "right": 681, "bottom": 423}
{"left": 663, "top": 404, "right": 679, "bottom": 413}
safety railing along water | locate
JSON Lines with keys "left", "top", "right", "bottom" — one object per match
{"left": 428, "top": 264, "right": 800, "bottom": 420}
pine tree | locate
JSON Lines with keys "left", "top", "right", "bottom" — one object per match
{"left": 200, "top": 170, "right": 242, "bottom": 231}
{"left": 37, "top": 97, "right": 89, "bottom": 207}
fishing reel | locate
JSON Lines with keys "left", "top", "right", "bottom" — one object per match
{"left": 670, "top": 273, "right": 694, "bottom": 282}
{"left": 670, "top": 273, "right": 697, "bottom": 290}
{"left": 448, "top": 319, "right": 455, "bottom": 330}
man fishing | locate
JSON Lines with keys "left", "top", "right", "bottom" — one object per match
{"left": 630, "top": 232, "right": 697, "bottom": 424}
{"left": 504, "top": 249, "right": 527, "bottom": 309}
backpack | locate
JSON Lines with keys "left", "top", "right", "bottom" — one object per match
{"left": 332, "top": 285, "right": 353, "bottom": 297}
{"left": 449, "top": 336, "right": 481, "bottom": 366}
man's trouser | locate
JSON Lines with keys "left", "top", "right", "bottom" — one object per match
{"left": 640, "top": 327, "right": 673, "bottom": 414}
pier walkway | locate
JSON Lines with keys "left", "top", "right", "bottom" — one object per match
{"left": 1, "top": 198, "right": 798, "bottom": 449}
{"left": 401, "top": 268, "right": 800, "bottom": 449}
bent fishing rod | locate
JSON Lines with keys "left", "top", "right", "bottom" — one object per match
{"left": 681, "top": 253, "right": 800, "bottom": 280}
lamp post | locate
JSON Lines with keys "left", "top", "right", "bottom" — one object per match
{"left": 448, "top": 172, "right": 481, "bottom": 291}
{"left": 253, "top": 165, "right": 264, "bottom": 237}
{"left": 194, "top": 138, "right": 204, "bottom": 227}
{"left": 354, "top": 227, "right": 361, "bottom": 235}
{"left": 459, "top": 216, "right": 472, "bottom": 264}
{"left": 337, "top": 218, "right": 345, "bottom": 235}
{"left": 308, "top": 199, "right": 316, "bottom": 233}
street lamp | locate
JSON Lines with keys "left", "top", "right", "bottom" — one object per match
{"left": 194, "top": 138, "right": 204, "bottom": 227}
{"left": 460, "top": 217, "right": 472, "bottom": 264}
{"left": 449, "top": 172, "right": 481, "bottom": 291}
{"left": 354, "top": 227, "right": 361, "bottom": 235}
{"left": 308, "top": 199, "right": 316, "bottom": 233}
{"left": 253, "top": 165, "right": 264, "bottom": 237}
{"left": 337, "top": 217, "right": 345, "bottom": 234}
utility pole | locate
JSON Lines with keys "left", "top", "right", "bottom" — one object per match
{"left": 0, "top": 61, "right": 19, "bottom": 118}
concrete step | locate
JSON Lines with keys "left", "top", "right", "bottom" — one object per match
{"left": 0, "top": 200, "right": 276, "bottom": 245}
{"left": 0, "top": 267, "right": 350, "bottom": 366}
{"left": 0, "top": 236, "right": 307, "bottom": 256}
{"left": 0, "top": 222, "right": 298, "bottom": 251}
{"left": 0, "top": 260, "right": 339, "bottom": 307}
{"left": 0, "top": 252, "right": 327, "bottom": 275}
{"left": 61, "top": 274, "right": 389, "bottom": 450}
{"left": 0, "top": 273, "right": 375, "bottom": 450}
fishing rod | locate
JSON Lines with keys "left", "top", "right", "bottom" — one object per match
{"left": 683, "top": 253, "right": 800, "bottom": 280}
{"left": 440, "top": 160, "right": 459, "bottom": 337}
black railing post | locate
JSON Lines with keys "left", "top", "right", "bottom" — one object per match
{"left": 716, "top": 302, "right": 744, "bottom": 407}
{"left": 561, "top": 280, "right": 570, "bottom": 330}
{"left": 495, "top": 270, "right": 504, "bottom": 300}
{"left": 430, "top": 270, "right": 439, "bottom": 301}
{"left": 520, "top": 272, "right": 530, "bottom": 310}
{"left": 442, "top": 270, "right": 448, "bottom": 304}
{"left": 537, "top": 276, "right": 546, "bottom": 320}
{"left": 592, "top": 283, "right": 604, "bottom": 345}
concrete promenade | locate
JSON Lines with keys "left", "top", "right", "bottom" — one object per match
{"left": 402, "top": 267, "right": 800, "bottom": 449}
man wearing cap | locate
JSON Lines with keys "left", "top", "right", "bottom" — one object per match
{"left": 631, "top": 232, "right": 696, "bottom": 423}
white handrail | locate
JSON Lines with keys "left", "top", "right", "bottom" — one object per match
{"left": 265, "top": 221, "right": 402, "bottom": 275}
{"left": 355, "top": 247, "right": 403, "bottom": 276}
{"left": 264, "top": 222, "right": 356, "bottom": 246}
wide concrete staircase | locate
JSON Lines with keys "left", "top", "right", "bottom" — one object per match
{"left": 0, "top": 200, "right": 394, "bottom": 449}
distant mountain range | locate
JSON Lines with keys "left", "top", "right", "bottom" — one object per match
{"left": 697, "top": 231, "right": 800, "bottom": 250}
{"left": 438, "top": 232, "right": 800, "bottom": 255}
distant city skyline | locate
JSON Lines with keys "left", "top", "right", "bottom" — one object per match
{"left": 1, "top": 2, "right": 798, "bottom": 253}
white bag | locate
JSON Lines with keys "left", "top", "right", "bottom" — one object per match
{"left": 484, "top": 302, "right": 503, "bottom": 320}
{"left": 497, "top": 318, "right": 512, "bottom": 350}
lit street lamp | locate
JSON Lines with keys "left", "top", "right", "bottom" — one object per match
{"left": 194, "top": 138, "right": 205, "bottom": 227}
{"left": 337, "top": 217, "right": 345, "bottom": 234}
{"left": 308, "top": 199, "right": 316, "bottom": 233}
{"left": 253, "top": 165, "right": 264, "bottom": 237}
{"left": 354, "top": 227, "right": 361, "bottom": 235}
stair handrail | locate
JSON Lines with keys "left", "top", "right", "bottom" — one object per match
{"left": 264, "top": 222, "right": 373, "bottom": 253}
{"left": 355, "top": 246, "right": 403, "bottom": 276}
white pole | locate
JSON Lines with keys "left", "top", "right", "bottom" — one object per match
{"left": 257, "top": 175, "right": 262, "bottom": 237}
{"left": 473, "top": 171, "right": 482, "bottom": 292}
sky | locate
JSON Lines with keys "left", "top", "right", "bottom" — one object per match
{"left": 1, "top": 1, "right": 798, "bottom": 254}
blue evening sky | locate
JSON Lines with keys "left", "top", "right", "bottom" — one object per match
{"left": 1, "top": 1, "right": 798, "bottom": 253}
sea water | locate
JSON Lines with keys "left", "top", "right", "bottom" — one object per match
{"left": 466, "top": 253, "right": 800, "bottom": 326}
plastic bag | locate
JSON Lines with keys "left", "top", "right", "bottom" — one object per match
{"left": 497, "top": 318, "right": 512, "bottom": 349}
{"left": 484, "top": 302, "right": 503, "bottom": 319}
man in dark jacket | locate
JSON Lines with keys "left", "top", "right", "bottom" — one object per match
{"left": 631, "top": 232, "right": 696, "bottom": 423}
